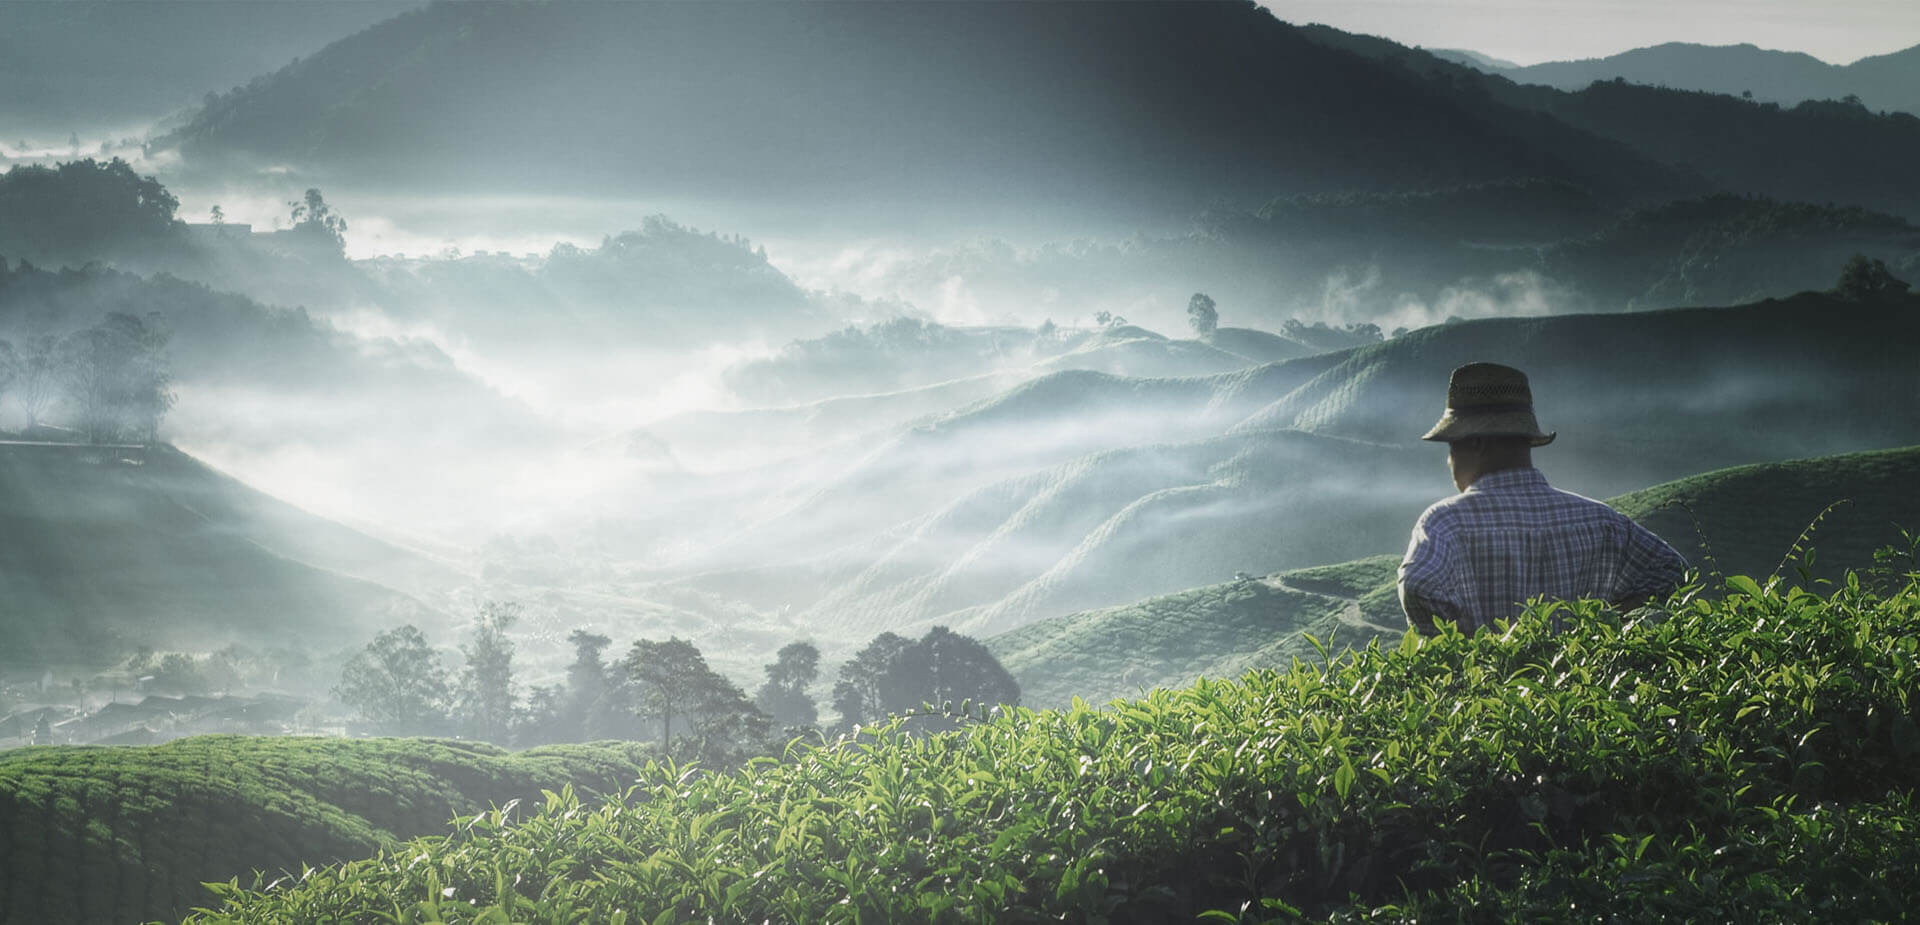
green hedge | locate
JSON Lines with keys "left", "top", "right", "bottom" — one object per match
{"left": 183, "top": 568, "right": 1920, "bottom": 923}
{"left": 0, "top": 736, "right": 652, "bottom": 924}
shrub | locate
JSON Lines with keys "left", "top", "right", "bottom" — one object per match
{"left": 182, "top": 564, "right": 1920, "bottom": 923}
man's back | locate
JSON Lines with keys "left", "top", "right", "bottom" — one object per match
{"left": 1397, "top": 467, "right": 1687, "bottom": 634}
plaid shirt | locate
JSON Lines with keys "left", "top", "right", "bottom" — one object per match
{"left": 1397, "top": 467, "right": 1687, "bottom": 634}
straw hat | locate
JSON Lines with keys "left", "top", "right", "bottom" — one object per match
{"left": 1420, "top": 362, "right": 1557, "bottom": 446}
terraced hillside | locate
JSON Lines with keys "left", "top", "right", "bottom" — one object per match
{"left": 675, "top": 291, "right": 1920, "bottom": 651}
{"left": 0, "top": 736, "right": 654, "bottom": 925}
{"left": 993, "top": 446, "right": 1920, "bottom": 709}
{"left": 0, "top": 444, "right": 443, "bottom": 666}
{"left": 1613, "top": 445, "right": 1920, "bottom": 581}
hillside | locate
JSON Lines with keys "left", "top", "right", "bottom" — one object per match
{"left": 0, "top": 443, "right": 439, "bottom": 667}
{"left": 180, "top": 575, "right": 1920, "bottom": 922}
{"left": 1231, "top": 290, "right": 1920, "bottom": 500}
{"left": 987, "top": 566, "right": 1389, "bottom": 710}
{"left": 658, "top": 290, "right": 1920, "bottom": 650}
{"left": 155, "top": 0, "right": 1689, "bottom": 221}
{"left": 1613, "top": 445, "right": 1920, "bottom": 582}
{"left": 992, "top": 446, "right": 1920, "bottom": 709}
{"left": 0, "top": 736, "right": 652, "bottom": 925}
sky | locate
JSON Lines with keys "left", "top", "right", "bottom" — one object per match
{"left": 1258, "top": 0, "right": 1920, "bottom": 66}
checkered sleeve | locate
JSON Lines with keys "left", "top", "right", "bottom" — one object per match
{"left": 1612, "top": 518, "right": 1689, "bottom": 603}
{"left": 1398, "top": 510, "right": 1466, "bottom": 635}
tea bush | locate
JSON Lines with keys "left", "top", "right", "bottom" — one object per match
{"left": 185, "top": 569, "right": 1919, "bottom": 923}
{"left": 0, "top": 736, "right": 653, "bottom": 924}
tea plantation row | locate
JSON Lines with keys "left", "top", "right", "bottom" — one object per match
{"left": 185, "top": 567, "right": 1920, "bottom": 922}
{"left": 0, "top": 736, "right": 653, "bottom": 924}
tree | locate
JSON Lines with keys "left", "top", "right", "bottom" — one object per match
{"left": 209, "top": 204, "right": 225, "bottom": 226}
{"left": 753, "top": 641, "right": 820, "bottom": 730}
{"left": 622, "top": 637, "right": 711, "bottom": 754}
{"left": 1834, "top": 254, "right": 1911, "bottom": 300}
{"left": 563, "top": 629, "right": 614, "bottom": 738}
{"left": 119, "top": 312, "right": 175, "bottom": 444}
{"left": 288, "top": 187, "right": 348, "bottom": 250}
{"left": 453, "top": 601, "right": 520, "bottom": 743}
{"left": 913, "top": 626, "right": 1021, "bottom": 716}
{"left": 1187, "top": 292, "right": 1219, "bottom": 336}
{"left": 54, "top": 313, "right": 173, "bottom": 444}
{"left": 335, "top": 625, "right": 448, "bottom": 735}
{"left": 13, "top": 335, "right": 59, "bottom": 431}
{"left": 0, "top": 340, "right": 15, "bottom": 424}
{"left": 150, "top": 653, "right": 207, "bottom": 695}
{"left": 517, "top": 685, "right": 567, "bottom": 746}
{"left": 831, "top": 632, "right": 918, "bottom": 727}
{"left": 33, "top": 713, "right": 51, "bottom": 746}
{"left": 57, "top": 319, "right": 136, "bottom": 443}
{"left": 832, "top": 628, "right": 1021, "bottom": 730}
{"left": 621, "top": 637, "right": 769, "bottom": 763}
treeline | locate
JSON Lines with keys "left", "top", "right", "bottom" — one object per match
{"left": 333, "top": 604, "right": 1021, "bottom": 765}
{"left": 0, "top": 300, "right": 175, "bottom": 443}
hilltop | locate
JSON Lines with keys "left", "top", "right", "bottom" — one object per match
{"left": 992, "top": 445, "right": 1920, "bottom": 708}
{"left": 154, "top": 0, "right": 1688, "bottom": 222}
{"left": 0, "top": 443, "right": 443, "bottom": 667}
{"left": 0, "top": 736, "right": 653, "bottom": 925}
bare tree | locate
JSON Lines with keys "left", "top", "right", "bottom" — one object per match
{"left": 54, "top": 314, "right": 174, "bottom": 444}
{"left": 13, "top": 335, "right": 58, "bottom": 432}
{"left": 57, "top": 324, "right": 130, "bottom": 444}
{"left": 0, "top": 340, "right": 15, "bottom": 430}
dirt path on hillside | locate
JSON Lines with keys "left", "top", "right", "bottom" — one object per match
{"left": 1263, "top": 578, "right": 1405, "bottom": 636}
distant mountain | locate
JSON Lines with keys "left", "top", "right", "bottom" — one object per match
{"left": 1430, "top": 49, "right": 1521, "bottom": 71}
{"left": 994, "top": 444, "right": 1920, "bottom": 708}
{"left": 1292, "top": 28, "right": 1920, "bottom": 221}
{"left": 653, "top": 289, "right": 1920, "bottom": 647}
{"left": 154, "top": 0, "right": 1690, "bottom": 223}
{"left": 1451, "top": 41, "right": 1920, "bottom": 118}
{"left": 0, "top": 443, "right": 442, "bottom": 665}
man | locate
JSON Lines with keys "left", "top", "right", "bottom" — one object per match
{"left": 1398, "top": 362, "right": 1687, "bottom": 635}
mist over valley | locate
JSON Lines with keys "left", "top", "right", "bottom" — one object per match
{"left": 3, "top": 3, "right": 1919, "bottom": 921}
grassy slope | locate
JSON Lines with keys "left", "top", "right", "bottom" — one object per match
{"left": 1611, "top": 444, "right": 1920, "bottom": 583}
{"left": 0, "top": 444, "right": 437, "bottom": 666}
{"left": 989, "top": 579, "right": 1353, "bottom": 709}
{"left": 181, "top": 577, "right": 1920, "bottom": 923}
{"left": 993, "top": 446, "right": 1920, "bottom": 710}
{"left": 0, "top": 736, "right": 653, "bottom": 925}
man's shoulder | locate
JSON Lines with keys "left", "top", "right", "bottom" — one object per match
{"left": 1414, "top": 493, "right": 1470, "bottom": 530}
{"left": 1422, "top": 472, "right": 1634, "bottom": 529}
{"left": 1539, "top": 484, "right": 1637, "bottom": 525}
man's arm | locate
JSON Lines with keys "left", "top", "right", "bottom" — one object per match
{"left": 1399, "top": 513, "right": 1463, "bottom": 636}
{"left": 1611, "top": 518, "right": 1689, "bottom": 608}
